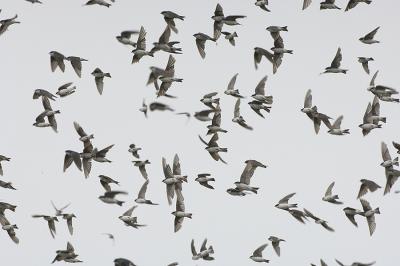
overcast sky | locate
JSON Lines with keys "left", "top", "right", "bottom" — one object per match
{"left": 0, "top": 0, "right": 399, "bottom": 265}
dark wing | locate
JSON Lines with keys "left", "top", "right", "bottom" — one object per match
{"left": 136, "top": 26, "right": 147, "bottom": 50}
{"left": 364, "top": 27, "right": 380, "bottom": 40}
{"left": 330, "top": 47, "right": 342, "bottom": 68}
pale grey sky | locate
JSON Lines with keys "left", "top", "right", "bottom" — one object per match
{"left": 0, "top": 0, "right": 399, "bottom": 265}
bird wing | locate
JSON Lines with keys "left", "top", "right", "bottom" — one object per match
{"left": 344, "top": 211, "right": 358, "bottom": 227}
{"left": 66, "top": 217, "right": 73, "bottom": 235}
{"left": 195, "top": 38, "right": 206, "bottom": 59}
{"left": 332, "top": 116, "right": 343, "bottom": 129}
{"left": 381, "top": 142, "right": 392, "bottom": 161}
{"left": 73, "top": 121, "right": 88, "bottom": 138}
{"left": 304, "top": 89, "right": 312, "bottom": 108}
{"left": 159, "top": 26, "right": 171, "bottom": 44}
{"left": 234, "top": 98, "right": 241, "bottom": 117}
{"left": 139, "top": 165, "right": 148, "bottom": 180}
{"left": 303, "top": 208, "right": 318, "bottom": 221}
{"left": 370, "top": 70, "right": 378, "bottom": 86}
{"left": 136, "top": 26, "right": 147, "bottom": 50}
{"left": 360, "top": 198, "right": 372, "bottom": 212}
{"left": 191, "top": 239, "right": 197, "bottom": 256}
{"left": 272, "top": 241, "right": 280, "bottom": 256}
{"left": 363, "top": 102, "right": 372, "bottom": 123}
{"left": 200, "top": 238, "right": 208, "bottom": 252}
{"left": 255, "top": 76, "right": 267, "bottom": 95}
{"left": 330, "top": 47, "right": 342, "bottom": 68}
{"left": 173, "top": 154, "right": 181, "bottom": 175}
{"left": 227, "top": 73, "right": 239, "bottom": 91}
{"left": 253, "top": 243, "right": 268, "bottom": 257}
{"left": 364, "top": 27, "right": 380, "bottom": 40}
{"left": 70, "top": 57, "right": 83, "bottom": 78}
{"left": 279, "top": 192, "right": 295, "bottom": 204}
{"left": 138, "top": 180, "right": 149, "bottom": 199}
{"left": 211, "top": 111, "right": 222, "bottom": 127}
{"left": 162, "top": 157, "right": 173, "bottom": 179}
{"left": 362, "top": 61, "right": 370, "bottom": 74}
{"left": 122, "top": 206, "right": 137, "bottom": 217}
{"left": 325, "top": 182, "right": 335, "bottom": 196}
{"left": 42, "top": 96, "right": 53, "bottom": 111}
{"left": 164, "top": 55, "right": 176, "bottom": 77}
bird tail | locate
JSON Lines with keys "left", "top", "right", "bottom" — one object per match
{"left": 178, "top": 15, "right": 185, "bottom": 20}
{"left": 232, "top": 32, "right": 238, "bottom": 37}
{"left": 251, "top": 187, "right": 259, "bottom": 194}
{"left": 343, "top": 129, "right": 350, "bottom": 134}
{"left": 289, "top": 204, "right": 298, "bottom": 208}
{"left": 287, "top": 50, "right": 293, "bottom": 54}
{"left": 181, "top": 176, "right": 188, "bottom": 183}
{"left": 282, "top": 26, "right": 288, "bottom": 31}
{"left": 366, "top": 0, "right": 372, "bottom": 4}
{"left": 208, "top": 246, "right": 214, "bottom": 254}
{"left": 377, "top": 124, "right": 382, "bottom": 128}
{"left": 381, "top": 117, "right": 387, "bottom": 123}
{"left": 393, "top": 157, "right": 399, "bottom": 166}
{"left": 175, "top": 78, "right": 183, "bottom": 82}
{"left": 342, "top": 70, "right": 348, "bottom": 74}
{"left": 188, "top": 213, "right": 193, "bottom": 219}
{"left": 209, "top": 178, "right": 216, "bottom": 182}
{"left": 374, "top": 208, "right": 380, "bottom": 214}
{"left": 264, "top": 260, "right": 270, "bottom": 263}
{"left": 55, "top": 110, "right": 61, "bottom": 114}
{"left": 394, "top": 99, "right": 400, "bottom": 103}
{"left": 220, "top": 148, "right": 228, "bottom": 152}
{"left": 105, "top": 73, "right": 111, "bottom": 78}
{"left": 117, "top": 201, "right": 124, "bottom": 206}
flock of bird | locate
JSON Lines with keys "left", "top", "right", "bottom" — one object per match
{"left": 0, "top": 0, "right": 397, "bottom": 265}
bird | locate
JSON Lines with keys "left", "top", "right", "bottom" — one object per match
{"left": 201, "top": 92, "right": 220, "bottom": 109}
{"left": 335, "top": 259, "right": 375, "bottom": 266}
{"left": 268, "top": 236, "right": 285, "bottom": 257}
{"left": 118, "top": 206, "right": 145, "bottom": 228}
{"left": 162, "top": 157, "right": 184, "bottom": 205}
{"left": 275, "top": 193, "right": 298, "bottom": 210}
{"left": 271, "top": 35, "right": 293, "bottom": 56}
{"left": 301, "top": 89, "right": 332, "bottom": 134}
{"left": 161, "top": 11, "right": 184, "bottom": 34}
{"left": 139, "top": 99, "right": 148, "bottom": 118}
{"left": 66, "top": 56, "right": 87, "bottom": 78}
{"left": 248, "top": 101, "right": 271, "bottom": 118}
{"left": 303, "top": 0, "right": 313, "bottom": 10}
{"left": 234, "top": 160, "right": 267, "bottom": 194}
{"left": 381, "top": 141, "right": 399, "bottom": 168}
{"left": 226, "top": 187, "right": 247, "bottom": 196}
{"left": 93, "top": 144, "right": 114, "bottom": 163}
{"left": 0, "top": 179, "right": 16, "bottom": 190}
{"left": 194, "top": 109, "right": 217, "bottom": 122}
{"left": 232, "top": 98, "right": 253, "bottom": 130}
{"left": 98, "top": 175, "right": 119, "bottom": 192}
{"left": 359, "top": 102, "right": 381, "bottom": 136}
{"left": 343, "top": 207, "right": 363, "bottom": 227}
{"left": 51, "top": 201, "right": 71, "bottom": 216}
{"left": 131, "top": 26, "right": 153, "bottom": 63}
{"left": 357, "top": 179, "right": 381, "bottom": 199}
{"left": 128, "top": 144, "right": 141, "bottom": 159}
{"left": 359, "top": 199, "right": 380, "bottom": 236}
{"left": 221, "top": 31, "right": 238, "bottom": 46}
{"left": 172, "top": 191, "right": 192, "bottom": 232}
{"left": 327, "top": 115, "right": 350, "bottom": 135}
{"left": 358, "top": 57, "right": 374, "bottom": 74}
{"left": 33, "top": 89, "right": 57, "bottom": 101}
{"left": 198, "top": 134, "right": 228, "bottom": 164}
{"left": 193, "top": 33, "right": 216, "bottom": 59}
{"left": 212, "top": 3, "right": 246, "bottom": 40}
{"left": 32, "top": 214, "right": 59, "bottom": 238}
{"left": 52, "top": 242, "right": 81, "bottom": 263}
{"left": 98, "top": 191, "right": 127, "bottom": 206}
{"left": 381, "top": 142, "right": 400, "bottom": 195}
{"left": 114, "top": 258, "right": 137, "bottom": 266}
{"left": 135, "top": 180, "right": 158, "bottom": 205}
{"left": 320, "top": 0, "right": 341, "bottom": 9}
{"left": 156, "top": 55, "right": 183, "bottom": 97}
{"left": 116, "top": 30, "right": 139, "bottom": 47}
{"left": 251, "top": 76, "right": 273, "bottom": 104}
{"left": 207, "top": 110, "right": 227, "bottom": 135}
{"left": 367, "top": 71, "right": 399, "bottom": 102}
{"left": 0, "top": 155, "right": 11, "bottom": 176}
{"left": 322, "top": 182, "right": 343, "bottom": 204}
{"left": 84, "top": 0, "right": 112, "bottom": 8}
{"left": 345, "top": 0, "right": 372, "bottom": 11}
{"left": 303, "top": 208, "right": 335, "bottom": 232}
{"left": 255, "top": 0, "right": 270, "bottom": 12}
{"left": 49, "top": 51, "right": 66, "bottom": 73}
{"left": 62, "top": 213, "right": 76, "bottom": 235}
{"left": 56, "top": 82, "right": 76, "bottom": 98}
{"left": 195, "top": 173, "right": 215, "bottom": 189}
{"left": 250, "top": 243, "right": 269, "bottom": 263}
{"left": 74, "top": 121, "right": 94, "bottom": 143}
{"left": 224, "top": 73, "right": 244, "bottom": 98}
{"left": 359, "top": 27, "right": 380, "bottom": 44}
{"left": 321, "top": 47, "right": 347, "bottom": 74}
{"left": 0, "top": 214, "right": 19, "bottom": 244}
{"left": 64, "top": 151, "right": 82, "bottom": 174}
{"left": 24, "top": 0, "right": 43, "bottom": 3}
{"left": 91, "top": 68, "right": 111, "bottom": 95}
{"left": 0, "top": 14, "right": 20, "bottom": 36}
{"left": 150, "top": 26, "right": 182, "bottom": 55}
{"left": 33, "top": 96, "right": 60, "bottom": 132}
{"left": 132, "top": 160, "right": 150, "bottom": 180}
{"left": 253, "top": 47, "right": 275, "bottom": 72}
{"left": 149, "top": 102, "right": 174, "bottom": 112}
{"left": 191, "top": 239, "right": 214, "bottom": 260}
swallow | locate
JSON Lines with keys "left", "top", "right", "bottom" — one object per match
{"left": 193, "top": 33, "right": 216, "bottom": 59}
{"left": 49, "top": 51, "right": 66, "bottom": 73}
{"left": 358, "top": 57, "right": 374, "bottom": 74}
{"left": 0, "top": 215, "right": 19, "bottom": 244}
{"left": 201, "top": 92, "right": 220, "bottom": 109}
{"left": 161, "top": 11, "right": 184, "bottom": 34}
{"left": 66, "top": 56, "right": 87, "bottom": 78}
{"left": 150, "top": 26, "right": 182, "bottom": 55}
{"left": 0, "top": 155, "right": 10, "bottom": 176}
{"left": 233, "top": 98, "right": 253, "bottom": 130}
{"left": 359, "top": 27, "right": 380, "bottom": 44}
{"left": 131, "top": 26, "right": 153, "bottom": 63}
{"left": 335, "top": 259, "right": 375, "bottom": 266}
{"left": 0, "top": 180, "right": 16, "bottom": 190}
{"left": 367, "top": 71, "right": 399, "bottom": 99}
{"left": 0, "top": 202, "right": 17, "bottom": 213}
{"left": 206, "top": 110, "right": 227, "bottom": 135}
{"left": 74, "top": 121, "right": 94, "bottom": 143}
{"left": 384, "top": 167, "right": 400, "bottom": 195}
{"left": 116, "top": 30, "right": 139, "bottom": 47}
{"left": 195, "top": 173, "right": 215, "bottom": 189}
{"left": 33, "top": 96, "right": 60, "bottom": 132}
{"left": 248, "top": 101, "right": 271, "bottom": 118}
{"left": 226, "top": 187, "right": 247, "bottom": 196}
{"left": 381, "top": 141, "right": 398, "bottom": 168}
{"left": 359, "top": 199, "right": 380, "bottom": 236}
{"left": 149, "top": 102, "right": 174, "bottom": 112}
{"left": 64, "top": 150, "right": 82, "bottom": 173}
{"left": 320, "top": 0, "right": 341, "bottom": 9}
{"left": 172, "top": 191, "right": 192, "bottom": 232}
{"left": 32, "top": 214, "right": 59, "bottom": 238}
{"left": 212, "top": 3, "right": 246, "bottom": 40}
{"left": 275, "top": 193, "right": 297, "bottom": 210}
{"left": 252, "top": 76, "right": 273, "bottom": 104}
{"left": 99, "top": 191, "right": 127, "bottom": 206}
{"left": 321, "top": 47, "right": 347, "bottom": 74}
{"left": 162, "top": 157, "right": 183, "bottom": 205}
{"left": 322, "top": 182, "right": 343, "bottom": 204}
{"left": 271, "top": 34, "right": 293, "bottom": 55}
{"left": 98, "top": 175, "right": 119, "bottom": 192}
{"left": 156, "top": 55, "right": 182, "bottom": 97}
{"left": 327, "top": 115, "right": 350, "bottom": 135}
{"left": 51, "top": 201, "right": 71, "bottom": 217}
{"left": 52, "top": 242, "right": 80, "bottom": 263}
{"left": 132, "top": 160, "right": 150, "bottom": 180}
{"left": 255, "top": 0, "right": 270, "bottom": 12}
{"left": 147, "top": 66, "right": 166, "bottom": 86}
{"left": 84, "top": 0, "right": 112, "bottom": 7}
{"left": 392, "top": 141, "right": 400, "bottom": 154}
{"left": 56, "top": 82, "right": 76, "bottom": 97}
{"left": 304, "top": 208, "right": 335, "bottom": 232}
{"left": 250, "top": 243, "right": 269, "bottom": 263}
{"left": 128, "top": 144, "right": 141, "bottom": 159}
{"left": 359, "top": 102, "right": 381, "bottom": 136}
{"left": 288, "top": 209, "right": 308, "bottom": 224}
{"left": 357, "top": 179, "right": 381, "bottom": 199}
{"left": 194, "top": 109, "right": 217, "bottom": 122}
{"left": 301, "top": 89, "right": 331, "bottom": 134}
{"left": 368, "top": 96, "right": 386, "bottom": 124}
{"left": 62, "top": 213, "right": 76, "bottom": 235}
{"left": 119, "top": 205, "right": 145, "bottom": 228}
{"left": 25, "top": 0, "right": 43, "bottom": 3}
{"left": 93, "top": 144, "right": 114, "bottom": 163}
{"left": 191, "top": 239, "right": 214, "bottom": 261}
{"left": 234, "top": 160, "right": 266, "bottom": 194}
{"left": 135, "top": 180, "right": 158, "bottom": 205}
{"left": 33, "top": 89, "right": 57, "bottom": 101}
{"left": 91, "top": 68, "right": 111, "bottom": 95}
{"left": 199, "top": 133, "right": 228, "bottom": 164}
{"left": 224, "top": 73, "right": 244, "bottom": 98}
{"left": 221, "top": 31, "right": 238, "bottom": 46}
{"left": 345, "top": 0, "right": 372, "bottom": 11}
{"left": 268, "top": 236, "right": 285, "bottom": 257}
{"left": 343, "top": 207, "right": 363, "bottom": 227}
